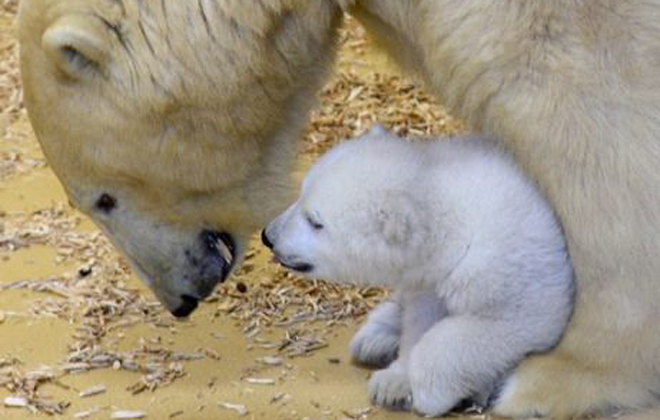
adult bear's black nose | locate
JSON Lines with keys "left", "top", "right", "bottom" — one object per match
{"left": 171, "top": 294, "right": 199, "bottom": 318}
{"left": 261, "top": 229, "right": 273, "bottom": 249}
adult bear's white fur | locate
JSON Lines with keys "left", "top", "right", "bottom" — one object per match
{"left": 18, "top": 1, "right": 660, "bottom": 417}
{"left": 264, "top": 128, "right": 575, "bottom": 416}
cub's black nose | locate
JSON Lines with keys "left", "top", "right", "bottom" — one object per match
{"left": 261, "top": 229, "right": 273, "bottom": 249}
{"left": 171, "top": 295, "right": 199, "bottom": 318}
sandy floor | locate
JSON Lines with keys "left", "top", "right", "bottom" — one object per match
{"left": 0, "top": 3, "right": 491, "bottom": 420}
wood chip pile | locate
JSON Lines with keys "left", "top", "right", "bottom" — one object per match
{"left": 1, "top": 0, "right": 43, "bottom": 180}
{"left": 0, "top": 0, "right": 20, "bottom": 122}
{"left": 302, "top": 18, "right": 465, "bottom": 157}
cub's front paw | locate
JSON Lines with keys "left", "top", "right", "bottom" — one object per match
{"left": 350, "top": 322, "right": 400, "bottom": 368}
{"left": 408, "top": 359, "right": 459, "bottom": 417}
{"left": 369, "top": 364, "right": 413, "bottom": 411}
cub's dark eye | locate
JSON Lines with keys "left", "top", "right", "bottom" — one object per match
{"left": 95, "top": 193, "right": 117, "bottom": 213}
{"left": 305, "top": 212, "right": 324, "bottom": 230}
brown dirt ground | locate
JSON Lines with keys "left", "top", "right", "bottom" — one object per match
{"left": 0, "top": 2, "right": 497, "bottom": 420}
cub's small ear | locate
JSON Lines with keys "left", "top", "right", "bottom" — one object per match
{"left": 367, "top": 123, "right": 388, "bottom": 137}
{"left": 336, "top": 0, "right": 357, "bottom": 12}
{"left": 42, "top": 16, "right": 110, "bottom": 80}
{"left": 374, "top": 192, "right": 421, "bottom": 246}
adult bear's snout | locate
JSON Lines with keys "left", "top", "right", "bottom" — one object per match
{"left": 163, "top": 231, "right": 238, "bottom": 318}
{"left": 178, "top": 230, "right": 237, "bottom": 301}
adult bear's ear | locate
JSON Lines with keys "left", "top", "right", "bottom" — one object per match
{"left": 42, "top": 16, "right": 110, "bottom": 80}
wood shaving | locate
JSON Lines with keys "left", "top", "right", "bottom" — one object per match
{"left": 203, "top": 348, "right": 222, "bottom": 360}
{"left": 244, "top": 377, "right": 276, "bottom": 385}
{"left": 270, "top": 393, "right": 291, "bottom": 405}
{"left": 111, "top": 411, "right": 147, "bottom": 419}
{"left": 78, "top": 384, "right": 107, "bottom": 398}
{"left": 256, "top": 356, "right": 283, "bottom": 366}
{"left": 4, "top": 396, "right": 28, "bottom": 407}
{"left": 218, "top": 402, "right": 248, "bottom": 417}
{"left": 74, "top": 407, "right": 101, "bottom": 418}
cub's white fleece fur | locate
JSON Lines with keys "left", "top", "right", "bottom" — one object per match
{"left": 264, "top": 126, "right": 574, "bottom": 416}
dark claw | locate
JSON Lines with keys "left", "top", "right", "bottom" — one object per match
{"left": 390, "top": 396, "right": 413, "bottom": 412}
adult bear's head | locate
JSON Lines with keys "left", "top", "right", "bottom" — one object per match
{"left": 18, "top": 0, "right": 343, "bottom": 316}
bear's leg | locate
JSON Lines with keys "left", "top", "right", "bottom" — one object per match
{"left": 492, "top": 343, "right": 657, "bottom": 419}
{"left": 492, "top": 353, "right": 619, "bottom": 419}
{"left": 491, "top": 244, "right": 660, "bottom": 418}
{"left": 369, "top": 291, "right": 446, "bottom": 411}
{"left": 408, "top": 316, "right": 524, "bottom": 417}
{"left": 350, "top": 292, "right": 403, "bottom": 367}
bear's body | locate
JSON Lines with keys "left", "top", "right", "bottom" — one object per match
{"left": 263, "top": 128, "right": 575, "bottom": 416}
{"left": 18, "top": 1, "right": 660, "bottom": 417}
{"left": 346, "top": 3, "right": 660, "bottom": 418}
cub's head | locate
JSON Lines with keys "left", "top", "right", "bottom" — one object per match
{"left": 18, "top": 0, "right": 342, "bottom": 316}
{"left": 263, "top": 128, "right": 431, "bottom": 287}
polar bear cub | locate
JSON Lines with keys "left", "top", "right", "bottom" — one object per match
{"left": 262, "top": 126, "right": 574, "bottom": 417}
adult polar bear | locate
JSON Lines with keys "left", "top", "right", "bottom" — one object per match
{"left": 17, "top": 0, "right": 660, "bottom": 418}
